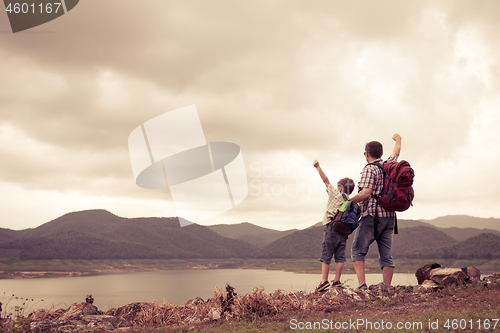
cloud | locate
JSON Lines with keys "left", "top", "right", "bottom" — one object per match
{"left": 1, "top": 0, "right": 500, "bottom": 228}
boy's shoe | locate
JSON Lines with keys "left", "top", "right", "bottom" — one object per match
{"left": 330, "top": 280, "right": 342, "bottom": 287}
{"left": 357, "top": 283, "right": 368, "bottom": 291}
{"left": 316, "top": 281, "right": 330, "bottom": 292}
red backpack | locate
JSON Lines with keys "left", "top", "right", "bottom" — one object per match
{"left": 370, "top": 160, "right": 415, "bottom": 212}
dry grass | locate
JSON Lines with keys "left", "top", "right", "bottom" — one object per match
{"left": 4, "top": 274, "right": 500, "bottom": 332}
{"left": 107, "top": 282, "right": 404, "bottom": 329}
{"left": 121, "top": 274, "right": 500, "bottom": 330}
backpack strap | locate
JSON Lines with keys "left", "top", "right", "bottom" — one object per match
{"left": 368, "top": 161, "right": 398, "bottom": 236}
{"left": 367, "top": 161, "right": 387, "bottom": 200}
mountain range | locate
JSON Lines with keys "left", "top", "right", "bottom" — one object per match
{"left": 0, "top": 209, "right": 499, "bottom": 260}
{"left": 0, "top": 210, "right": 257, "bottom": 260}
{"left": 421, "top": 215, "right": 500, "bottom": 231}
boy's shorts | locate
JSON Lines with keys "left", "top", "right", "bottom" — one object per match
{"left": 319, "top": 223, "right": 348, "bottom": 264}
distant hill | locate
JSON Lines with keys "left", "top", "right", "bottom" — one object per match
{"left": 253, "top": 225, "right": 323, "bottom": 259}
{"left": 435, "top": 227, "right": 500, "bottom": 242}
{"left": 1, "top": 211, "right": 499, "bottom": 260}
{"left": 396, "top": 226, "right": 457, "bottom": 256}
{"left": 2, "top": 230, "right": 171, "bottom": 260}
{"left": 0, "top": 227, "right": 24, "bottom": 243}
{"left": 421, "top": 215, "right": 500, "bottom": 231}
{"left": 397, "top": 219, "right": 436, "bottom": 229}
{"left": 405, "top": 233, "right": 500, "bottom": 259}
{"left": 397, "top": 218, "right": 500, "bottom": 241}
{"left": 0, "top": 210, "right": 257, "bottom": 260}
{"left": 207, "top": 222, "right": 297, "bottom": 248}
{"left": 253, "top": 225, "right": 457, "bottom": 259}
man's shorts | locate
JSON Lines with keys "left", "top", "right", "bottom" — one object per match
{"left": 319, "top": 223, "right": 348, "bottom": 264}
{"left": 351, "top": 215, "right": 395, "bottom": 268}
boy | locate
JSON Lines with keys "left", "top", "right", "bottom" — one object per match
{"left": 313, "top": 159, "right": 355, "bottom": 292}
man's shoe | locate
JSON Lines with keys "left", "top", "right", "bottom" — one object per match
{"left": 316, "top": 280, "right": 330, "bottom": 292}
{"left": 330, "top": 280, "right": 342, "bottom": 287}
{"left": 357, "top": 283, "right": 368, "bottom": 290}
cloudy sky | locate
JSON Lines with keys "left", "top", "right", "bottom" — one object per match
{"left": 1, "top": 0, "right": 499, "bottom": 231}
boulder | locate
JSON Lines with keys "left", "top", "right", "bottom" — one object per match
{"left": 414, "top": 279, "right": 440, "bottom": 293}
{"left": 26, "top": 303, "right": 131, "bottom": 332}
{"left": 105, "top": 302, "right": 149, "bottom": 322}
{"left": 29, "top": 319, "right": 90, "bottom": 333}
{"left": 185, "top": 297, "right": 205, "bottom": 308}
{"left": 368, "top": 282, "right": 396, "bottom": 297}
{"left": 416, "top": 263, "right": 482, "bottom": 288}
{"left": 415, "top": 263, "right": 441, "bottom": 285}
{"left": 58, "top": 302, "right": 101, "bottom": 321}
{"left": 430, "top": 268, "right": 469, "bottom": 286}
{"left": 462, "top": 266, "right": 481, "bottom": 283}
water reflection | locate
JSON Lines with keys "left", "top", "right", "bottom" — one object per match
{"left": 1, "top": 270, "right": 417, "bottom": 312}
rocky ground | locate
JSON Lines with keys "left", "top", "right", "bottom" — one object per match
{"left": 1, "top": 272, "right": 499, "bottom": 332}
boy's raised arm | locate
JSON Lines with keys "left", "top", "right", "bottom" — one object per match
{"left": 313, "top": 160, "right": 330, "bottom": 187}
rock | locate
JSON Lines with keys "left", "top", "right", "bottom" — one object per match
{"left": 29, "top": 316, "right": 118, "bottom": 332}
{"left": 113, "top": 316, "right": 130, "bottom": 328}
{"left": 27, "top": 303, "right": 129, "bottom": 332}
{"left": 462, "top": 267, "right": 481, "bottom": 284}
{"left": 185, "top": 297, "right": 205, "bottom": 308}
{"left": 329, "top": 286, "right": 364, "bottom": 302}
{"left": 416, "top": 264, "right": 482, "bottom": 287}
{"left": 368, "top": 282, "right": 396, "bottom": 297}
{"left": 30, "top": 319, "right": 87, "bottom": 333}
{"left": 430, "top": 268, "right": 469, "bottom": 286}
{"left": 105, "top": 302, "right": 149, "bottom": 322}
{"left": 209, "top": 308, "right": 221, "bottom": 320}
{"left": 415, "top": 263, "right": 441, "bottom": 285}
{"left": 414, "top": 279, "right": 440, "bottom": 293}
{"left": 82, "top": 314, "right": 116, "bottom": 326}
{"left": 87, "top": 319, "right": 114, "bottom": 331}
{"left": 482, "top": 273, "right": 500, "bottom": 287}
{"left": 58, "top": 302, "right": 101, "bottom": 321}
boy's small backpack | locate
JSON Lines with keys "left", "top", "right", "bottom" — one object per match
{"left": 370, "top": 160, "right": 415, "bottom": 212}
{"left": 332, "top": 194, "right": 360, "bottom": 235}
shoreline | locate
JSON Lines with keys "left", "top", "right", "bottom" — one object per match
{"left": 4, "top": 273, "right": 500, "bottom": 332}
{"left": 1, "top": 258, "right": 498, "bottom": 280}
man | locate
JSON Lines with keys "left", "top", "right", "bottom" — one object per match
{"left": 349, "top": 134, "right": 402, "bottom": 289}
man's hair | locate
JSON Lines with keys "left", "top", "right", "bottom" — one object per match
{"left": 337, "top": 177, "right": 355, "bottom": 195}
{"left": 365, "top": 141, "right": 383, "bottom": 159}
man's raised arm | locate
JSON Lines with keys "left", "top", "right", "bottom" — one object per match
{"left": 391, "top": 133, "right": 402, "bottom": 158}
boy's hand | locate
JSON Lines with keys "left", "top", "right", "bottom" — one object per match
{"left": 392, "top": 133, "right": 402, "bottom": 142}
{"left": 314, "top": 159, "right": 330, "bottom": 185}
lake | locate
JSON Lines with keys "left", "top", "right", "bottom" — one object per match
{"left": 1, "top": 269, "right": 417, "bottom": 313}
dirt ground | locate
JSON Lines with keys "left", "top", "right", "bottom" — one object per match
{"left": 179, "top": 277, "right": 500, "bottom": 333}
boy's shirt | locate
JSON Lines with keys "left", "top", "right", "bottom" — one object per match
{"left": 322, "top": 183, "right": 349, "bottom": 226}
